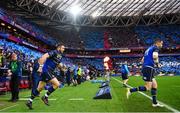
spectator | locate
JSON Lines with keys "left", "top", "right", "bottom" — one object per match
{"left": 7, "top": 53, "right": 22, "bottom": 102}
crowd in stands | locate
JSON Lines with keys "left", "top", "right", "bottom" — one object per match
{"left": 0, "top": 7, "right": 57, "bottom": 46}
{"left": 160, "top": 56, "right": 180, "bottom": 75}
{"left": 108, "top": 28, "right": 144, "bottom": 48}
{"left": 113, "top": 56, "right": 180, "bottom": 75}
{"left": 80, "top": 29, "right": 104, "bottom": 49}
{"left": 41, "top": 26, "right": 83, "bottom": 49}
{"left": 41, "top": 25, "right": 180, "bottom": 49}
{"left": 0, "top": 22, "right": 50, "bottom": 50}
{"left": 0, "top": 39, "right": 42, "bottom": 61}
{"left": 135, "top": 25, "right": 180, "bottom": 47}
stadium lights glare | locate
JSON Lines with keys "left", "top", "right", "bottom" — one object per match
{"left": 92, "top": 7, "right": 104, "bottom": 18}
{"left": 92, "top": 11, "right": 99, "bottom": 18}
{"left": 13, "top": 29, "right": 17, "bottom": 32}
{"left": 8, "top": 26, "right": 11, "bottom": 29}
{"left": 70, "top": 5, "right": 81, "bottom": 16}
{"left": 1, "top": 23, "right": 5, "bottom": 26}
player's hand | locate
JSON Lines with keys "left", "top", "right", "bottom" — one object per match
{"left": 37, "top": 67, "right": 43, "bottom": 73}
{"left": 7, "top": 70, "right": 12, "bottom": 76}
{"left": 7, "top": 72, "right": 12, "bottom": 76}
{"left": 157, "top": 63, "right": 161, "bottom": 68}
{"left": 155, "top": 63, "right": 161, "bottom": 68}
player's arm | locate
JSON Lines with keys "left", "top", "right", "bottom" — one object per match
{"left": 57, "top": 63, "right": 66, "bottom": 72}
{"left": 141, "top": 57, "right": 144, "bottom": 63}
{"left": 153, "top": 51, "right": 160, "bottom": 67}
{"left": 37, "top": 53, "right": 50, "bottom": 73}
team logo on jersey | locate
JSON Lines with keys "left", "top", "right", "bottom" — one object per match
{"left": 57, "top": 54, "right": 62, "bottom": 59}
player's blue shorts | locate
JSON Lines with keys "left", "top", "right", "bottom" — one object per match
{"left": 40, "top": 72, "right": 55, "bottom": 82}
{"left": 142, "top": 66, "right": 155, "bottom": 82}
{"left": 73, "top": 75, "right": 77, "bottom": 80}
{"left": 121, "top": 73, "right": 128, "bottom": 80}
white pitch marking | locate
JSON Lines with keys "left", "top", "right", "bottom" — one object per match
{"left": 112, "top": 77, "right": 180, "bottom": 113}
{"left": 68, "top": 98, "right": 84, "bottom": 101}
{"left": 0, "top": 104, "right": 18, "bottom": 112}
{"left": 19, "top": 98, "right": 57, "bottom": 101}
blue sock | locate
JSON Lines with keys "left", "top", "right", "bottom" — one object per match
{"left": 29, "top": 89, "right": 40, "bottom": 102}
{"left": 151, "top": 88, "right": 157, "bottom": 104}
{"left": 130, "top": 88, "right": 138, "bottom": 93}
{"left": 46, "top": 86, "right": 56, "bottom": 97}
{"left": 138, "top": 86, "right": 147, "bottom": 91}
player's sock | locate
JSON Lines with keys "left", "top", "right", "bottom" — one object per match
{"left": 29, "top": 89, "right": 40, "bottom": 102}
{"left": 138, "top": 86, "right": 147, "bottom": 91}
{"left": 130, "top": 87, "right": 138, "bottom": 93}
{"left": 45, "top": 86, "right": 56, "bottom": 97}
{"left": 130, "top": 86, "right": 147, "bottom": 93}
{"left": 151, "top": 88, "right": 157, "bottom": 104}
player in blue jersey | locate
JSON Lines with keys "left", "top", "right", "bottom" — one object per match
{"left": 31, "top": 59, "right": 40, "bottom": 96}
{"left": 121, "top": 61, "right": 130, "bottom": 87}
{"left": 26, "top": 44, "right": 65, "bottom": 109}
{"left": 126, "top": 39, "right": 164, "bottom": 107}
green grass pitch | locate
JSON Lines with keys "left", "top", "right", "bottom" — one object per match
{"left": 0, "top": 76, "right": 180, "bottom": 112}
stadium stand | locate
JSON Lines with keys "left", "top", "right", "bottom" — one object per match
{"left": 0, "top": 7, "right": 57, "bottom": 46}
{"left": 80, "top": 29, "right": 104, "bottom": 49}
{"left": 0, "top": 39, "right": 42, "bottom": 60}
{"left": 135, "top": 25, "right": 180, "bottom": 47}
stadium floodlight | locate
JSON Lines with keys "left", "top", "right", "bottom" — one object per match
{"left": 92, "top": 11, "right": 99, "bottom": 18}
{"left": 70, "top": 5, "right": 81, "bottom": 16}
{"left": 92, "top": 7, "right": 104, "bottom": 18}
{"left": 1, "top": 23, "right": 5, "bottom": 26}
{"left": 8, "top": 26, "right": 11, "bottom": 29}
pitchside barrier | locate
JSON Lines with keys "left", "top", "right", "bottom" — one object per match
{"left": 94, "top": 81, "right": 112, "bottom": 99}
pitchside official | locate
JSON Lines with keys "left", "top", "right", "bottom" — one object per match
{"left": 7, "top": 53, "right": 22, "bottom": 102}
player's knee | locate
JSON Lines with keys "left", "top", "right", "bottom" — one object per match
{"left": 53, "top": 82, "right": 60, "bottom": 89}
{"left": 145, "top": 85, "right": 151, "bottom": 91}
{"left": 152, "top": 84, "right": 157, "bottom": 89}
{"left": 37, "top": 87, "right": 43, "bottom": 92}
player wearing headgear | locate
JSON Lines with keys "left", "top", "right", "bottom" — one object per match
{"left": 26, "top": 43, "right": 66, "bottom": 109}
{"left": 126, "top": 39, "right": 164, "bottom": 107}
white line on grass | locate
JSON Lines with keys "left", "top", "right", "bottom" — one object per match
{"left": 19, "top": 98, "right": 57, "bottom": 101}
{"left": 0, "top": 98, "right": 57, "bottom": 101}
{"left": 0, "top": 104, "right": 18, "bottom": 112}
{"left": 68, "top": 98, "right": 84, "bottom": 101}
{"left": 0, "top": 98, "right": 56, "bottom": 112}
{"left": 112, "top": 77, "right": 180, "bottom": 113}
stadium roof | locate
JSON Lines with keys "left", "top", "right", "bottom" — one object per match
{"left": 1, "top": 0, "right": 180, "bottom": 27}
{"left": 37, "top": 0, "right": 179, "bottom": 17}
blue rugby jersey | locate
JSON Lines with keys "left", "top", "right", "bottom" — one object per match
{"left": 42, "top": 50, "right": 63, "bottom": 73}
{"left": 143, "top": 45, "right": 159, "bottom": 67}
{"left": 121, "top": 64, "right": 129, "bottom": 74}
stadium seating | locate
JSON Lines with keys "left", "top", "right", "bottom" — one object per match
{"left": 0, "top": 39, "right": 42, "bottom": 60}
{"left": 135, "top": 25, "right": 180, "bottom": 47}
{"left": 80, "top": 30, "right": 104, "bottom": 49}
{"left": 160, "top": 56, "right": 180, "bottom": 75}
{"left": 0, "top": 8, "right": 57, "bottom": 45}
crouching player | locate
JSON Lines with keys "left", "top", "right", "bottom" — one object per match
{"left": 26, "top": 44, "right": 65, "bottom": 109}
{"left": 126, "top": 39, "right": 164, "bottom": 107}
